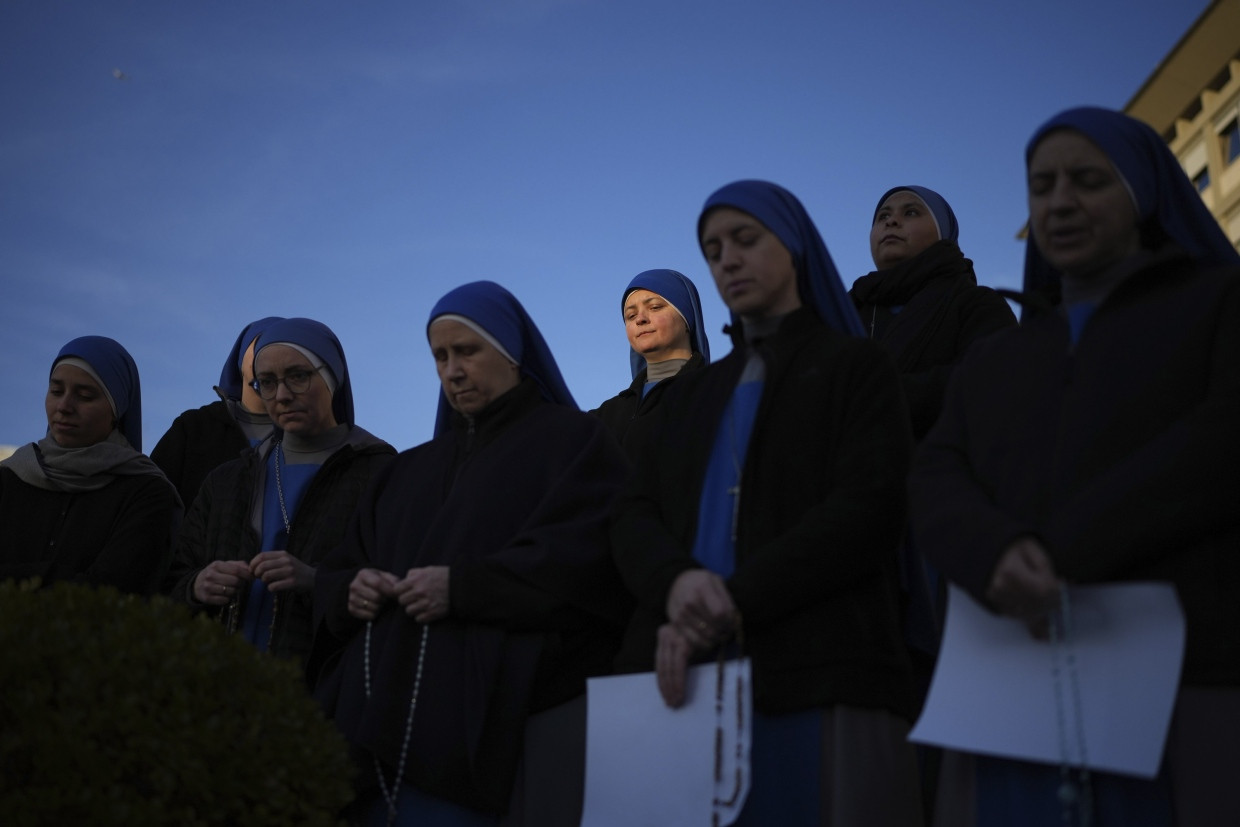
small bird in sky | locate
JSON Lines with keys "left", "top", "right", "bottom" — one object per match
{"left": 112, "top": 68, "right": 130, "bottom": 81}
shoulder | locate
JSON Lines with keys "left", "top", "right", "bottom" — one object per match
{"left": 173, "top": 400, "right": 234, "bottom": 427}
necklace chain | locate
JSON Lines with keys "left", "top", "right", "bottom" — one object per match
{"left": 1049, "top": 585, "right": 1092, "bottom": 827}
{"left": 274, "top": 441, "right": 292, "bottom": 537}
{"left": 712, "top": 619, "right": 746, "bottom": 827}
{"left": 365, "top": 619, "right": 430, "bottom": 826}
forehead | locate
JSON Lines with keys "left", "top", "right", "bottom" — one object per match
{"left": 49, "top": 362, "right": 103, "bottom": 392}
{"left": 877, "top": 191, "right": 927, "bottom": 212}
{"left": 254, "top": 344, "right": 313, "bottom": 372}
{"left": 1029, "top": 129, "right": 1112, "bottom": 170}
{"left": 428, "top": 318, "right": 495, "bottom": 352}
{"left": 699, "top": 206, "right": 760, "bottom": 241}
{"left": 624, "top": 289, "right": 665, "bottom": 309}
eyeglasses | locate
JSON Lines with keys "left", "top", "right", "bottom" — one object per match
{"left": 250, "top": 366, "right": 326, "bottom": 400}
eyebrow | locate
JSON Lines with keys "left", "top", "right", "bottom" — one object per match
{"left": 625, "top": 295, "right": 664, "bottom": 312}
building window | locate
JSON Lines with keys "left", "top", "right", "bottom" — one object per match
{"left": 1224, "top": 118, "right": 1240, "bottom": 165}
{"left": 1192, "top": 168, "right": 1211, "bottom": 193}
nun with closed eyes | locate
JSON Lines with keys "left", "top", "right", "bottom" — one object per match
{"left": 591, "top": 268, "right": 711, "bottom": 456}
{"left": 910, "top": 106, "right": 1240, "bottom": 827}
{"left": 310, "top": 281, "right": 632, "bottom": 826}
{"left": 611, "top": 181, "right": 923, "bottom": 825}
{"left": 1, "top": 335, "right": 180, "bottom": 595}
{"left": 150, "top": 316, "right": 284, "bottom": 511}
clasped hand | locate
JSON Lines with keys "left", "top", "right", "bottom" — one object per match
{"left": 347, "top": 565, "right": 450, "bottom": 624}
{"left": 986, "top": 536, "right": 1063, "bottom": 639}
{"left": 656, "top": 569, "right": 739, "bottom": 709}
{"left": 192, "top": 551, "right": 314, "bottom": 605}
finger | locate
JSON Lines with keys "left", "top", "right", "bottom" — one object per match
{"left": 656, "top": 643, "right": 687, "bottom": 707}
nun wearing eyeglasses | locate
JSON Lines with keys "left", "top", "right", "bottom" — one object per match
{"left": 310, "top": 281, "right": 631, "bottom": 826}
{"left": 167, "top": 318, "right": 394, "bottom": 667}
{"left": 0, "top": 336, "right": 180, "bottom": 595}
{"left": 591, "top": 268, "right": 711, "bottom": 455}
{"left": 910, "top": 107, "right": 1240, "bottom": 826}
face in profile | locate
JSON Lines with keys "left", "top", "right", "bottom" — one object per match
{"left": 699, "top": 207, "right": 800, "bottom": 321}
{"left": 624, "top": 289, "right": 692, "bottom": 362}
{"left": 253, "top": 345, "right": 338, "bottom": 437}
{"left": 428, "top": 319, "right": 521, "bottom": 416}
{"left": 1028, "top": 129, "right": 1141, "bottom": 278}
{"left": 870, "top": 191, "right": 941, "bottom": 269}
{"left": 45, "top": 363, "right": 116, "bottom": 449}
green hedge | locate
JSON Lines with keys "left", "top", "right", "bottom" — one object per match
{"left": 0, "top": 580, "right": 355, "bottom": 826}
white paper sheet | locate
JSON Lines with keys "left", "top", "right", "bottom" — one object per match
{"left": 581, "top": 659, "right": 751, "bottom": 827}
{"left": 909, "top": 582, "right": 1184, "bottom": 778}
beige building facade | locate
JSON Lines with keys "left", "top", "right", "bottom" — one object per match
{"left": 1125, "top": 0, "right": 1240, "bottom": 251}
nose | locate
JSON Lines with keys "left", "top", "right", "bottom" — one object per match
{"left": 1047, "top": 178, "right": 1078, "bottom": 213}
{"left": 719, "top": 240, "right": 742, "bottom": 272}
{"left": 273, "top": 378, "right": 295, "bottom": 402}
{"left": 444, "top": 354, "right": 466, "bottom": 381}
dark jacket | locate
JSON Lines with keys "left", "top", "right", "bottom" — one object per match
{"left": 591, "top": 352, "right": 707, "bottom": 455}
{"left": 311, "top": 379, "right": 630, "bottom": 815}
{"left": 0, "top": 467, "right": 179, "bottom": 596}
{"left": 611, "top": 308, "right": 917, "bottom": 719}
{"left": 851, "top": 241, "right": 1017, "bottom": 439}
{"left": 167, "top": 429, "right": 394, "bottom": 667}
{"left": 150, "top": 399, "right": 253, "bottom": 511}
{"left": 910, "top": 254, "right": 1240, "bottom": 686}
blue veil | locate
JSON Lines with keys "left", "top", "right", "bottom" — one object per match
{"left": 218, "top": 316, "right": 285, "bottom": 401}
{"left": 698, "top": 180, "right": 865, "bottom": 336}
{"left": 253, "top": 318, "right": 355, "bottom": 428}
{"left": 427, "top": 280, "right": 577, "bottom": 436}
{"left": 1024, "top": 106, "right": 1239, "bottom": 298}
{"left": 53, "top": 336, "right": 144, "bottom": 451}
{"left": 622, "top": 268, "right": 711, "bottom": 379}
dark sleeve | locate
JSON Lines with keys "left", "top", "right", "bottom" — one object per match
{"left": 451, "top": 420, "right": 632, "bottom": 631}
{"left": 150, "top": 414, "right": 190, "bottom": 503}
{"left": 165, "top": 461, "right": 247, "bottom": 606}
{"left": 902, "top": 288, "right": 1018, "bottom": 439}
{"left": 312, "top": 460, "right": 393, "bottom": 642}
{"left": 908, "top": 351, "right": 1041, "bottom": 604}
{"left": 609, "top": 395, "right": 703, "bottom": 619}
{"left": 726, "top": 346, "right": 913, "bottom": 627}
{"left": 1043, "top": 281, "right": 1240, "bottom": 580}
{"left": 74, "top": 475, "right": 180, "bottom": 596}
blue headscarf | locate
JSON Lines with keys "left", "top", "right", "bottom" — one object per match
{"left": 872, "top": 185, "right": 960, "bottom": 244}
{"left": 1024, "top": 106, "right": 1239, "bottom": 298}
{"left": 622, "top": 269, "right": 711, "bottom": 379}
{"left": 53, "top": 336, "right": 143, "bottom": 451}
{"left": 427, "top": 280, "right": 577, "bottom": 436}
{"left": 698, "top": 180, "right": 865, "bottom": 336}
{"left": 217, "top": 316, "right": 284, "bottom": 401}
{"left": 252, "top": 318, "right": 354, "bottom": 428}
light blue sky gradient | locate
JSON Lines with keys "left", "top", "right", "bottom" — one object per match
{"left": 0, "top": 0, "right": 1208, "bottom": 451}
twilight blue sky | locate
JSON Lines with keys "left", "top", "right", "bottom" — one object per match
{"left": 0, "top": 0, "right": 1210, "bottom": 452}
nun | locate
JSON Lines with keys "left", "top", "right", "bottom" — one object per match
{"left": 311, "top": 281, "right": 631, "bottom": 826}
{"left": 910, "top": 106, "right": 1240, "bottom": 827}
{"left": 151, "top": 316, "right": 283, "bottom": 510}
{"left": 611, "top": 181, "right": 924, "bottom": 825}
{"left": 850, "top": 186, "right": 1015, "bottom": 439}
{"left": 1, "top": 336, "right": 180, "bottom": 595}
{"left": 591, "top": 268, "right": 711, "bottom": 454}
{"left": 167, "top": 318, "right": 394, "bottom": 667}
